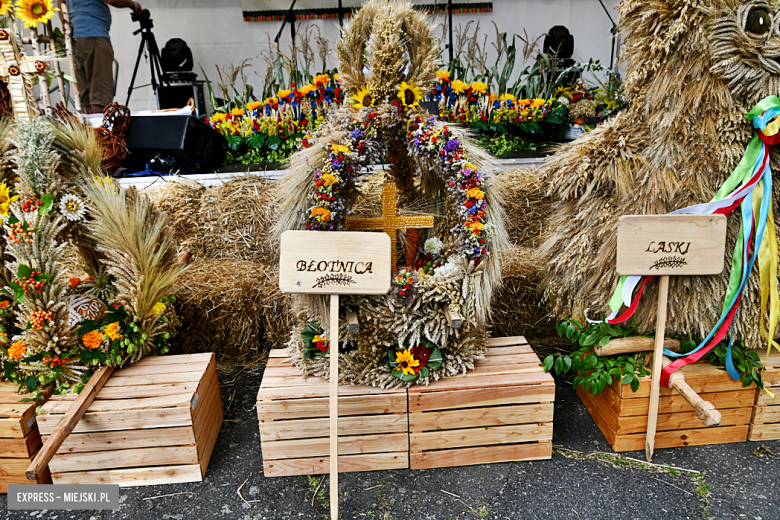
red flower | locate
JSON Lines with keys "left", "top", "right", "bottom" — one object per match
{"left": 410, "top": 344, "right": 431, "bottom": 373}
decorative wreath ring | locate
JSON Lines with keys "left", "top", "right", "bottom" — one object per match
{"left": 303, "top": 107, "right": 492, "bottom": 265}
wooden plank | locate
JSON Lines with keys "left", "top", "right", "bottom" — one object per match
{"left": 194, "top": 372, "right": 222, "bottom": 446}
{"left": 112, "top": 360, "right": 211, "bottom": 378}
{"left": 37, "top": 406, "right": 194, "bottom": 435}
{"left": 750, "top": 406, "right": 780, "bottom": 424}
{"left": 617, "top": 389, "right": 756, "bottom": 416}
{"left": 49, "top": 445, "right": 199, "bottom": 473}
{"left": 616, "top": 214, "right": 727, "bottom": 276}
{"left": 40, "top": 393, "right": 194, "bottom": 416}
{"left": 44, "top": 426, "right": 197, "bottom": 454}
{"left": 410, "top": 384, "right": 555, "bottom": 412}
{"left": 474, "top": 354, "right": 541, "bottom": 366}
{"left": 262, "top": 433, "right": 408, "bottom": 460}
{"left": 577, "top": 386, "right": 618, "bottom": 446}
{"left": 51, "top": 464, "right": 203, "bottom": 487}
{"left": 261, "top": 414, "right": 408, "bottom": 442}
{"left": 755, "top": 391, "right": 780, "bottom": 407}
{"left": 0, "top": 405, "right": 36, "bottom": 438}
{"left": 485, "top": 336, "right": 527, "bottom": 347}
{"left": 45, "top": 383, "right": 202, "bottom": 401}
{"left": 102, "top": 372, "right": 205, "bottom": 387}
{"left": 616, "top": 408, "right": 751, "bottom": 435}
{"left": 264, "top": 452, "right": 408, "bottom": 477}
{"left": 258, "top": 394, "right": 407, "bottom": 421}
{"left": 121, "top": 353, "right": 214, "bottom": 367}
{"left": 611, "top": 425, "right": 748, "bottom": 452}
{"left": 409, "top": 403, "right": 554, "bottom": 432}
{"left": 748, "top": 422, "right": 780, "bottom": 441}
{"left": 258, "top": 378, "right": 403, "bottom": 397}
{"left": 407, "top": 373, "right": 552, "bottom": 392}
{"left": 410, "top": 442, "right": 552, "bottom": 470}
{"left": 0, "top": 429, "right": 41, "bottom": 458}
{"left": 268, "top": 349, "right": 288, "bottom": 358}
{"left": 614, "top": 364, "right": 748, "bottom": 398}
{"left": 197, "top": 394, "right": 223, "bottom": 477}
{"left": 0, "top": 465, "right": 50, "bottom": 492}
{"left": 478, "top": 346, "right": 530, "bottom": 357}
{"left": 410, "top": 423, "right": 553, "bottom": 452}
{"left": 457, "top": 364, "right": 544, "bottom": 377}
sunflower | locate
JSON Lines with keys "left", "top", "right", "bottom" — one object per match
{"left": 352, "top": 86, "right": 374, "bottom": 108}
{"left": 276, "top": 89, "right": 292, "bottom": 100}
{"left": 0, "top": 182, "right": 18, "bottom": 218}
{"left": 450, "top": 80, "right": 469, "bottom": 94}
{"left": 313, "top": 74, "right": 330, "bottom": 86}
{"left": 16, "top": 0, "right": 58, "bottom": 29}
{"left": 245, "top": 100, "right": 263, "bottom": 110}
{"left": 395, "top": 349, "right": 419, "bottom": 377}
{"left": 435, "top": 70, "right": 450, "bottom": 81}
{"left": 397, "top": 82, "right": 422, "bottom": 107}
{"left": 230, "top": 108, "right": 245, "bottom": 116}
{"left": 0, "top": 1, "right": 10, "bottom": 16}
{"left": 530, "top": 98, "right": 547, "bottom": 108}
{"left": 470, "top": 81, "right": 488, "bottom": 94}
{"left": 298, "top": 84, "right": 316, "bottom": 96}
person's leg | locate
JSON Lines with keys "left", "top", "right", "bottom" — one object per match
{"left": 88, "top": 37, "right": 115, "bottom": 114}
{"left": 72, "top": 38, "right": 92, "bottom": 111}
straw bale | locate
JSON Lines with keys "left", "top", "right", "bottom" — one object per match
{"left": 490, "top": 246, "right": 555, "bottom": 339}
{"left": 197, "top": 176, "right": 279, "bottom": 265}
{"left": 494, "top": 167, "right": 550, "bottom": 248}
{"left": 144, "top": 178, "right": 206, "bottom": 257}
{"left": 171, "top": 258, "right": 292, "bottom": 364}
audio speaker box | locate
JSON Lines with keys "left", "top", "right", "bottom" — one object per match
{"left": 124, "top": 115, "right": 228, "bottom": 174}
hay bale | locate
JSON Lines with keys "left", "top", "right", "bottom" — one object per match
{"left": 494, "top": 167, "right": 550, "bottom": 248}
{"left": 198, "top": 176, "right": 279, "bottom": 265}
{"left": 490, "top": 246, "right": 555, "bottom": 339}
{"left": 144, "top": 179, "right": 206, "bottom": 256}
{"left": 171, "top": 258, "right": 293, "bottom": 364}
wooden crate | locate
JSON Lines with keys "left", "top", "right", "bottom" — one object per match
{"left": 0, "top": 383, "right": 53, "bottom": 492}
{"left": 748, "top": 349, "right": 780, "bottom": 441}
{"left": 578, "top": 361, "right": 755, "bottom": 452}
{"left": 408, "top": 336, "right": 554, "bottom": 470}
{"left": 257, "top": 349, "right": 409, "bottom": 477}
{"left": 38, "top": 353, "right": 222, "bottom": 487}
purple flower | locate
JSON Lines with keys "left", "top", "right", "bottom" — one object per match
{"left": 351, "top": 129, "right": 362, "bottom": 139}
{"left": 445, "top": 139, "right": 459, "bottom": 152}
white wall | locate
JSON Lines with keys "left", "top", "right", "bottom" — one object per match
{"left": 83, "top": 0, "right": 620, "bottom": 112}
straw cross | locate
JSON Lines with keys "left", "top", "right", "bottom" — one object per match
{"left": 346, "top": 180, "right": 434, "bottom": 267}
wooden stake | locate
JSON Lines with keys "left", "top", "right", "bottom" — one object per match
{"left": 59, "top": 2, "right": 81, "bottom": 113}
{"left": 329, "top": 294, "right": 339, "bottom": 520}
{"left": 26, "top": 365, "right": 114, "bottom": 480}
{"left": 645, "top": 275, "right": 669, "bottom": 462}
{"left": 663, "top": 355, "right": 722, "bottom": 426}
{"left": 28, "top": 27, "right": 51, "bottom": 116}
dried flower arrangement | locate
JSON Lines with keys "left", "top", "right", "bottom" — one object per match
{"left": 273, "top": 0, "right": 509, "bottom": 388}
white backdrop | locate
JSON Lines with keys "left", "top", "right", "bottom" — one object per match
{"left": 68, "top": 0, "right": 621, "bottom": 112}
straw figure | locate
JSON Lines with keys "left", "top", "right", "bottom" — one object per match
{"left": 273, "top": 0, "right": 510, "bottom": 388}
{"left": 538, "top": 0, "right": 780, "bottom": 347}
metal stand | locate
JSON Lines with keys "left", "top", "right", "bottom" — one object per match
{"left": 598, "top": 0, "right": 619, "bottom": 70}
{"left": 125, "top": 11, "right": 170, "bottom": 106}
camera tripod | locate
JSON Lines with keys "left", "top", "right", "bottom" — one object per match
{"left": 125, "top": 9, "right": 170, "bottom": 106}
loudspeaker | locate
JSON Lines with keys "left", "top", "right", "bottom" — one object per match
{"left": 157, "top": 82, "right": 207, "bottom": 115}
{"left": 124, "top": 115, "right": 228, "bottom": 174}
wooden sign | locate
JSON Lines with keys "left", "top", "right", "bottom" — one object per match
{"left": 615, "top": 214, "right": 727, "bottom": 463}
{"left": 616, "top": 214, "right": 728, "bottom": 276}
{"left": 279, "top": 230, "right": 391, "bottom": 520}
{"left": 279, "top": 231, "right": 391, "bottom": 295}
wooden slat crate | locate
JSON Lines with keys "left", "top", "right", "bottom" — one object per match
{"left": 408, "top": 336, "right": 554, "bottom": 470}
{"left": 257, "top": 349, "right": 409, "bottom": 477}
{"left": 0, "top": 383, "right": 53, "bottom": 492}
{"left": 748, "top": 349, "right": 780, "bottom": 441}
{"left": 578, "top": 361, "right": 755, "bottom": 452}
{"left": 38, "top": 353, "right": 223, "bottom": 487}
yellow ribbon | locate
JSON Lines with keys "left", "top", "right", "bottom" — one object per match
{"left": 763, "top": 116, "right": 780, "bottom": 137}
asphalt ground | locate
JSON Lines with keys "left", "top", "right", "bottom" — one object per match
{"left": 3, "top": 350, "right": 780, "bottom": 520}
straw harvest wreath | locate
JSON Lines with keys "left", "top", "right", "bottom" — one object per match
{"left": 538, "top": 0, "right": 780, "bottom": 367}
{"left": 274, "top": 0, "right": 509, "bottom": 387}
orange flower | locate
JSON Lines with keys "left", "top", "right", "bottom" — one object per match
{"left": 8, "top": 341, "right": 26, "bottom": 359}
{"left": 69, "top": 277, "right": 81, "bottom": 288}
{"left": 0, "top": 301, "right": 10, "bottom": 309}
{"left": 517, "top": 99, "right": 531, "bottom": 106}
{"left": 530, "top": 98, "right": 547, "bottom": 108}
{"left": 82, "top": 330, "right": 103, "bottom": 349}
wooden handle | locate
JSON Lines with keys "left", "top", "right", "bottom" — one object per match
{"left": 663, "top": 356, "right": 722, "bottom": 426}
{"left": 645, "top": 275, "right": 669, "bottom": 462}
{"left": 329, "top": 295, "right": 339, "bottom": 520}
{"left": 346, "top": 307, "right": 359, "bottom": 335}
{"left": 593, "top": 336, "right": 681, "bottom": 357}
{"left": 443, "top": 305, "right": 463, "bottom": 330}
{"left": 26, "top": 365, "right": 114, "bottom": 481}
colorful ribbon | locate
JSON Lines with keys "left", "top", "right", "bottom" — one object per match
{"left": 597, "top": 96, "right": 780, "bottom": 387}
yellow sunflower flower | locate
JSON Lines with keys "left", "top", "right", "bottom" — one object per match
{"left": 352, "top": 85, "right": 374, "bottom": 108}
{"left": 104, "top": 322, "right": 123, "bottom": 341}
{"left": 230, "top": 108, "right": 245, "bottom": 116}
{"left": 82, "top": 330, "right": 103, "bottom": 350}
{"left": 435, "top": 70, "right": 450, "bottom": 81}
{"left": 298, "top": 84, "right": 316, "bottom": 95}
{"left": 313, "top": 74, "right": 330, "bottom": 86}
{"left": 397, "top": 81, "right": 422, "bottom": 107}
{"left": 15, "top": 0, "right": 58, "bottom": 29}
{"left": 8, "top": 341, "right": 26, "bottom": 359}
{"left": 245, "top": 100, "right": 263, "bottom": 110}
{"left": 470, "top": 81, "right": 488, "bottom": 94}
{"left": 450, "top": 80, "right": 469, "bottom": 94}
{"left": 530, "top": 98, "right": 547, "bottom": 108}
{"left": 277, "top": 89, "right": 293, "bottom": 100}
{"left": 210, "top": 113, "right": 228, "bottom": 122}
{"left": 395, "top": 349, "right": 419, "bottom": 377}
{"left": 499, "top": 93, "right": 516, "bottom": 102}
{"left": 0, "top": 182, "right": 19, "bottom": 218}
{"left": 0, "top": 0, "right": 12, "bottom": 15}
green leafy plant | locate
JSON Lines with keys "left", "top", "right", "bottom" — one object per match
{"left": 476, "top": 133, "right": 538, "bottom": 156}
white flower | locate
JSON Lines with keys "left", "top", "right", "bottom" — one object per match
{"left": 59, "top": 194, "right": 86, "bottom": 222}
{"left": 424, "top": 237, "right": 444, "bottom": 255}
{"left": 434, "top": 261, "right": 459, "bottom": 278}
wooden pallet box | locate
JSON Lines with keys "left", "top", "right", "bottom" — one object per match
{"left": 578, "top": 361, "right": 755, "bottom": 452}
{"left": 257, "top": 349, "right": 409, "bottom": 477}
{"left": 748, "top": 349, "right": 780, "bottom": 441}
{"left": 0, "top": 383, "right": 53, "bottom": 492}
{"left": 408, "top": 336, "right": 555, "bottom": 470}
{"left": 38, "top": 353, "right": 223, "bottom": 487}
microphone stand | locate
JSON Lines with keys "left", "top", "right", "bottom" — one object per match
{"left": 598, "top": 0, "right": 618, "bottom": 70}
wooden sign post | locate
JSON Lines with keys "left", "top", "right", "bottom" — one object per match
{"left": 616, "top": 214, "right": 728, "bottom": 461}
{"left": 279, "top": 230, "right": 391, "bottom": 520}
